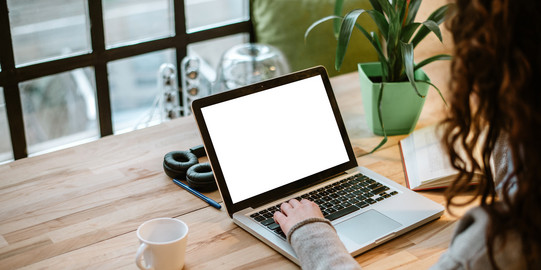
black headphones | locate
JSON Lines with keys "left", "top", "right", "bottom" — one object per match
{"left": 163, "top": 145, "right": 217, "bottom": 192}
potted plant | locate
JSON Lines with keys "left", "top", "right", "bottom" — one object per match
{"left": 306, "top": 0, "right": 451, "bottom": 152}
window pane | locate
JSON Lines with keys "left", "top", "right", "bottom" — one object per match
{"left": 7, "top": 0, "right": 91, "bottom": 66}
{"left": 19, "top": 68, "right": 99, "bottom": 155}
{"left": 108, "top": 49, "right": 175, "bottom": 133}
{"left": 0, "top": 87, "right": 14, "bottom": 163}
{"left": 181, "top": 34, "right": 248, "bottom": 114}
{"left": 103, "top": 0, "right": 174, "bottom": 47}
{"left": 185, "top": 0, "right": 249, "bottom": 32}
{"left": 188, "top": 33, "right": 249, "bottom": 72}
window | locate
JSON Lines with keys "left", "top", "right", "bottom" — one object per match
{"left": 0, "top": 87, "right": 13, "bottom": 163}
{"left": 19, "top": 68, "right": 99, "bottom": 156}
{"left": 9, "top": 0, "right": 91, "bottom": 66}
{"left": 109, "top": 49, "right": 176, "bottom": 133}
{"left": 0, "top": 0, "right": 253, "bottom": 161}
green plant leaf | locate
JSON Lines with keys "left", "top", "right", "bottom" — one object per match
{"left": 405, "top": 0, "right": 423, "bottom": 25}
{"left": 418, "top": 80, "right": 448, "bottom": 107}
{"left": 411, "top": 4, "right": 449, "bottom": 48}
{"left": 397, "top": 0, "right": 409, "bottom": 24}
{"left": 414, "top": 54, "right": 451, "bottom": 71}
{"left": 375, "top": 0, "right": 395, "bottom": 18}
{"left": 354, "top": 25, "right": 389, "bottom": 78}
{"left": 368, "top": 0, "right": 383, "bottom": 13}
{"left": 335, "top": 9, "right": 367, "bottom": 70}
{"left": 371, "top": 83, "right": 388, "bottom": 153}
{"left": 366, "top": 10, "right": 389, "bottom": 41}
{"left": 386, "top": 17, "right": 403, "bottom": 81}
{"left": 401, "top": 22, "right": 421, "bottom": 43}
{"left": 370, "top": 31, "right": 389, "bottom": 81}
{"left": 401, "top": 41, "right": 425, "bottom": 98}
{"left": 333, "top": 0, "right": 345, "bottom": 38}
{"left": 422, "top": 20, "right": 443, "bottom": 42}
{"left": 305, "top": 15, "right": 342, "bottom": 43}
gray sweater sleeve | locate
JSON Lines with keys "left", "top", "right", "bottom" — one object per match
{"left": 430, "top": 206, "right": 525, "bottom": 270}
{"left": 289, "top": 218, "right": 361, "bottom": 270}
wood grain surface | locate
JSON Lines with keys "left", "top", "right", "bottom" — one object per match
{"left": 0, "top": 1, "right": 478, "bottom": 268}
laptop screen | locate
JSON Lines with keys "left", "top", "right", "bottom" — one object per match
{"left": 192, "top": 67, "right": 357, "bottom": 216}
{"left": 201, "top": 75, "right": 349, "bottom": 203}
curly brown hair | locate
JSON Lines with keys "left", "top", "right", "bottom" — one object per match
{"left": 441, "top": 0, "right": 541, "bottom": 268}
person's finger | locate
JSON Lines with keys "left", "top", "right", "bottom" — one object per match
{"left": 288, "top": 198, "right": 301, "bottom": 207}
{"left": 280, "top": 202, "right": 292, "bottom": 214}
{"left": 300, "top": 198, "right": 313, "bottom": 205}
{"left": 283, "top": 201, "right": 301, "bottom": 216}
{"left": 273, "top": 211, "right": 286, "bottom": 224}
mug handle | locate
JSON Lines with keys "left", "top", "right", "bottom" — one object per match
{"left": 135, "top": 243, "right": 154, "bottom": 270}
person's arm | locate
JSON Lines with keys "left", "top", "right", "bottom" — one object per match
{"left": 274, "top": 199, "right": 361, "bottom": 270}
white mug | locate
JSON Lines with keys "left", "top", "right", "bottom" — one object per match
{"left": 136, "top": 218, "right": 189, "bottom": 270}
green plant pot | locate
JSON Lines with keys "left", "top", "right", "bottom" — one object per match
{"left": 358, "top": 62, "right": 430, "bottom": 136}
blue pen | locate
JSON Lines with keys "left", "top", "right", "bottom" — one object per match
{"left": 173, "top": 179, "right": 222, "bottom": 209}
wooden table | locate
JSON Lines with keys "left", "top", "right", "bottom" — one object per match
{"left": 0, "top": 62, "right": 477, "bottom": 269}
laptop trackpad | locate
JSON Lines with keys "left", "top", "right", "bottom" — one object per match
{"left": 335, "top": 209, "right": 402, "bottom": 246}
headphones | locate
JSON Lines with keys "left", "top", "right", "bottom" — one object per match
{"left": 163, "top": 145, "right": 217, "bottom": 192}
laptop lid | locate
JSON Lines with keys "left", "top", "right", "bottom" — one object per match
{"left": 192, "top": 66, "right": 357, "bottom": 217}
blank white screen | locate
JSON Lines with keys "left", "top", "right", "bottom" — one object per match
{"left": 201, "top": 75, "right": 349, "bottom": 203}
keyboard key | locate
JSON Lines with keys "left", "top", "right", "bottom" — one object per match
{"left": 348, "top": 198, "right": 360, "bottom": 204}
{"left": 266, "top": 222, "right": 281, "bottom": 230}
{"left": 322, "top": 202, "right": 333, "bottom": 208}
{"left": 365, "top": 198, "right": 377, "bottom": 204}
{"left": 356, "top": 201, "right": 369, "bottom": 208}
{"left": 367, "top": 183, "right": 382, "bottom": 190}
{"left": 325, "top": 205, "right": 359, "bottom": 221}
{"left": 274, "top": 228, "right": 286, "bottom": 239}
{"left": 254, "top": 215, "right": 266, "bottom": 222}
{"left": 372, "top": 186, "right": 390, "bottom": 194}
{"left": 341, "top": 202, "right": 352, "bottom": 207}
{"left": 261, "top": 218, "right": 275, "bottom": 226}
{"left": 390, "top": 191, "right": 398, "bottom": 196}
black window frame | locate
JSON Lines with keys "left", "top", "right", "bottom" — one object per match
{"left": 0, "top": 0, "right": 254, "bottom": 160}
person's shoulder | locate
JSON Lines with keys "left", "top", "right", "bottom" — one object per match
{"left": 431, "top": 205, "right": 526, "bottom": 270}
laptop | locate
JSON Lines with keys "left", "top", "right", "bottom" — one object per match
{"left": 191, "top": 66, "right": 444, "bottom": 264}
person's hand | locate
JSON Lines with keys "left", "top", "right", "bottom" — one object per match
{"left": 273, "top": 199, "right": 324, "bottom": 235}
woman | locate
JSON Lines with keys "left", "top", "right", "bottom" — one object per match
{"left": 273, "top": 0, "right": 541, "bottom": 269}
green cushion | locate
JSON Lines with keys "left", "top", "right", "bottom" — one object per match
{"left": 251, "top": 0, "right": 379, "bottom": 77}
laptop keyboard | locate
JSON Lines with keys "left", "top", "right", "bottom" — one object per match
{"left": 249, "top": 173, "right": 399, "bottom": 240}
